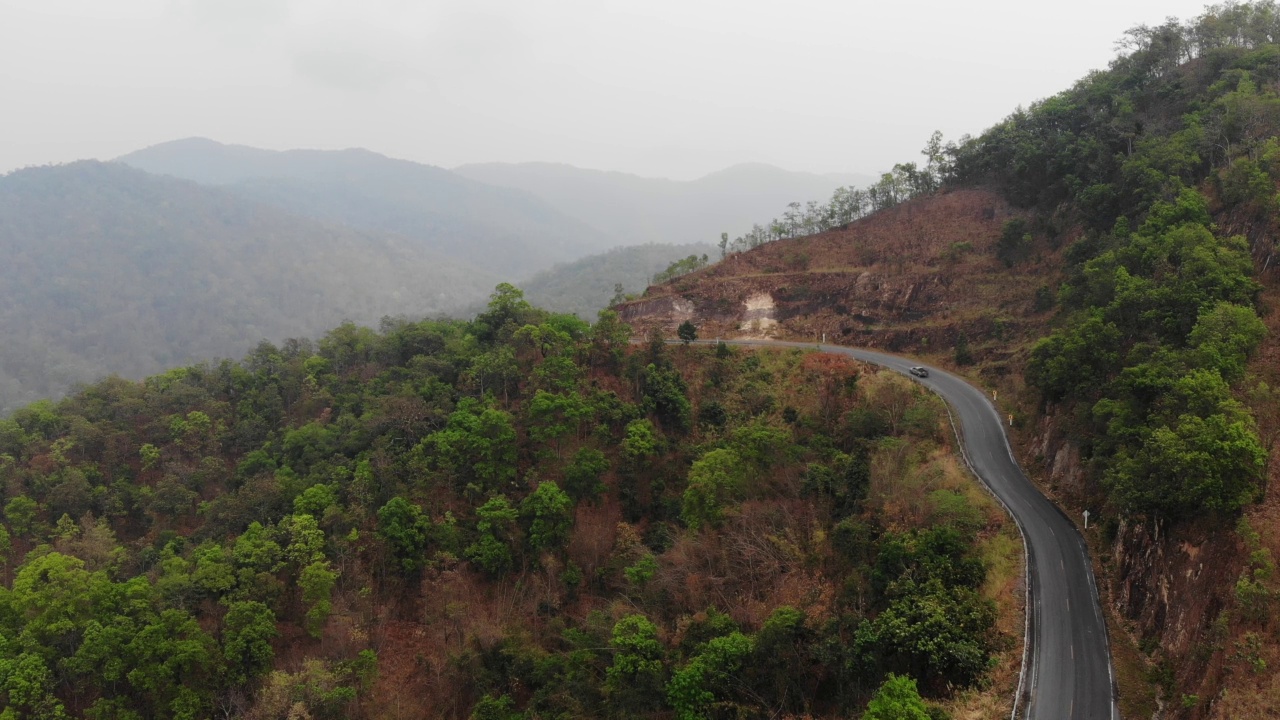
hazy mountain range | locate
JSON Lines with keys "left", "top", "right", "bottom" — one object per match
{"left": 0, "top": 138, "right": 871, "bottom": 413}
{"left": 118, "top": 138, "right": 611, "bottom": 279}
{"left": 455, "top": 160, "right": 873, "bottom": 247}
{"left": 0, "top": 161, "right": 500, "bottom": 414}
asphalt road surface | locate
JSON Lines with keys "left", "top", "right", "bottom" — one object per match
{"left": 704, "top": 339, "right": 1117, "bottom": 720}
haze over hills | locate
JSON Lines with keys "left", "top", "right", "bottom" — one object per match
{"left": 518, "top": 241, "right": 716, "bottom": 319}
{"left": 0, "top": 160, "right": 499, "bottom": 414}
{"left": 453, "top": 160, "right": 874, "bottom": 247}
{"left": 0, "top": 139, "right": 864, "bottom": 414}
{"left": 118, "top": 138, "right": 616, "bottom": 278}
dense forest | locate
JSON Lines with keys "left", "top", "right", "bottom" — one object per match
{"left": 0, "top": 286, "right": 1015, "bottom": 719}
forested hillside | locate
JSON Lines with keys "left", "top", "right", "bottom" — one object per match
{"left": 453, "top": 161, "right": 872, "bottom": 250}
{"left": 619, "top": 3, "right": 1280, "bottom": 716}
{"left": 0, "top": 287, "right": 1020, "bottom": 719}
{"left": 519, "top": 242, "right": 716, "bottom": 319}
{"left": 0, "top": 161, "right": 498, "bottom": 415}
{"left": 119, "top": 139, "right": 613, "bottom": 279}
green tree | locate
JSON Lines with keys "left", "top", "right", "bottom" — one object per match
{"left": 465, "top": 496, "right": 520, "bottom": 576}
{"left": 1108, "top": 411, "right": 1265, "bottom": 518}
{"left": 667, "top": 632, "right": 753, "bottom": 720}
{"left": 0, "top": 652, "right": 70, "bottom": 719}
{"left": 123, "top": 609, "right": 216, "bottom": 718}
{"left": 471, "top": 694, "right": 520, "bottom": 720}
{"left": 1188, "top": 301, "right": 1266, "bottom": 382}
{"left": 233, "top": 521, "right": 284, "bottom": 574}
{"left": 521, "top": 481, "right": 574, "bottom": 553}
{"left": 0, "top": 524, "right": 11, "bottom": 567}
{"left": 563, "top": 448, "right": 609, "bottom": 503}
{"left": 641, "top": 363, "right": 691, "bottom": 432}
{"left": 426, "top": 399, "right": 518, "bottom": 493}
{"left": 294, "top": 483, "right": 339, "bottom": 518}
{"left": 191, "top": 543, "right": 236, "bottom": 598}
{"left": 677, "top": 321, "right": 698, "bottom": 345}
{"left": 4, "top": 495, "right": 39, "bottom": 537}
{"left": 299, "top": 560, "right": 339, "bottom": 637}
{"left": 222, "top": 601, "right": 278, "bottom": 684}
{"left": 589, "top": 310, "right": 632, "bottom": 369}
{"left": 281, "top": 513, "right": 327, "bottom": 569}
{"left": 139, "top": 443, "right": 161, "bottom": 471}
{"left": 746, "top": 606, "right": 812, "bottom": 712}
{"left": 622, "top": 419, "right": 660, "bottom": 468}
{"left": 469, "top": 346, "right": 520, "bottom": 402}
{"left": 682, "top": 448, "right": 746, "bottom": 530}
{"left": 856, "top": 579, "right": 995, "bottom": 691}
{"left": 605, "top": 614, "right": 666, "bottom": 715}
{"left": 376, "top": 497, "right": 433, "bottom": 574}
{"left": 864, "top": 674, "right": 931, "bottom": 720}
{"left": 475, "top": 283, "right": 538, "bottom": 345}
{"left": 527, "top": 390, "right": 590, "bottom": 458}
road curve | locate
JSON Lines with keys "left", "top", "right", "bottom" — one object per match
{"left": 704, "top": 339, "right": 1117, "bottom": 720}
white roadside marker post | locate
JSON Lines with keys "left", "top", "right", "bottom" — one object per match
{"left": 1084, "top": 510, "right": 1090, "bottom": 529}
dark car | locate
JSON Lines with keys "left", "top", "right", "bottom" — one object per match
{"left": 909, "top": 366, "right": 929, "bottom": 378}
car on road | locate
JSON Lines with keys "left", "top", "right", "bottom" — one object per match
{"left": 909, "top": 366, "right": 929, "bottom": 378}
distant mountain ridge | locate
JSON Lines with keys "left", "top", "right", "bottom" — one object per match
{"left": 453, "top": 160, "right": 874, "bottom": 247}
{"left": 118, "top": 138, "right": 615, "bottom": 278}
{"left": 1, "top": 139, "right": 874, "bottom": 413}
{"left": 0, "top": 160, "right": 498, "bottom": 414}
{"left": 519, "top": 242, "right": 717, "bottom": 319}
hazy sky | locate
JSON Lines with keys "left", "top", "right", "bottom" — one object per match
{"left": 1, "top": 0, "right": 1214, "bottom": 180}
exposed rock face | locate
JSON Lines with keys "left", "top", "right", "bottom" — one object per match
{"left": 1035, "top": 412, "right": 1087, "bottom": 496}
{"left": 741, "top": 293, "right": 778, "bottom": 336}
{"left": 618, "top": 295, "right": 695, "bottom": 324}
{"left": 1111, "top": 517, "right": 1241, "bottom": 718}
{"left": 1032, "top": 416, "right": 1245, "bottom": 719}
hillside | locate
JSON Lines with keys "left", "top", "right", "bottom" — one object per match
{"left": 620, "top": 4, "right": 1280, "bottom": 718}
{"left": 119, "top": 139, "right": 615, "bottom": 278}
{"left": 0, "top": 290, "right": 1021, "bottom": 719}
{"left": 519, "top": 242, "right": 717, "bottom": 319}
{"left": 618, "top": 188, "right": 1030, "bottom": 349}
{"left": 0, "top": 161, "right": 499, "bottom": 415}
{"left": 453, "top": 160, "right": 873, "bottom": 248}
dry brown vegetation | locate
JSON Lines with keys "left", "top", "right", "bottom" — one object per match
{"left": 620, "top": 188, "right": 1060, "bottom": 368}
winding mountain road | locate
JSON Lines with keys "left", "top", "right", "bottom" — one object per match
{"left": 707, "top": 339, "right": 1118, "bottom": 720}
